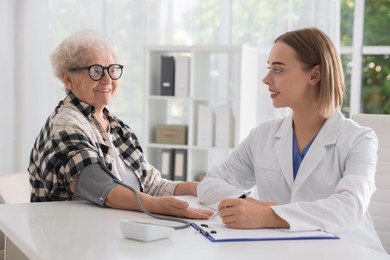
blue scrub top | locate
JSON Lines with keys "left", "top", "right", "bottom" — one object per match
{"left": 292, "top": 133, "right": 316, "bottom": 180}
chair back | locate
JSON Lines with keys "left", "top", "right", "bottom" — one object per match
{"left": 0, "top": 172, "right": 30, "bottom": 204}
{"left": 352, "top": 113, "right": 390, "bottom": 254}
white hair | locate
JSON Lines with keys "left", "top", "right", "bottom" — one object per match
{"left": 50, "top": 29, "right": 118, "bottom": 84}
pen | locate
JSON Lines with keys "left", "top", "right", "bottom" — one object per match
{"left": 238, "top": 191, "right": 251, "bottom": 199}
{"left": 210, "top": 191, "right": 251, "bottom": 219}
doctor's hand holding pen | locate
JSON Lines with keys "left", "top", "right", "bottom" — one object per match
{"left": 217, "top": 196, "right": 288, "bottom": 229}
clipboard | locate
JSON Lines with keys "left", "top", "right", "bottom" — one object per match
{"left": 190, "top": 222, "right": 339, "bottom": 242}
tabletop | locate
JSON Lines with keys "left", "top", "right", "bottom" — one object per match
{"left": 0, "top": 197, "right": 389, "bottom": 260}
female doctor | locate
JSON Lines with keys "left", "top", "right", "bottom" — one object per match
{"left": 197, "top": 27, "right": 386, "bottom": 253}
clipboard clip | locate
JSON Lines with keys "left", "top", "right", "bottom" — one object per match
{"left": 191, "top": 222, "right": 209, "bottom": 236}
{"left": 190, "top": 222, "right": 217, "bottom": 236}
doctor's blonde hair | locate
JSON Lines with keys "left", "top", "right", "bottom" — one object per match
{"left": 275, "top": 28, "right": 345, "bottom": 118}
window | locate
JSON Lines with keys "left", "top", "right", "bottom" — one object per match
{"left": 0, "top": 0, "right": 341, "bottom": 173}
{"left": 341, "top": 0, "right": 390, "bottom": 116}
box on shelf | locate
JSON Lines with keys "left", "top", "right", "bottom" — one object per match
{"left": 155, "top": 125, "right": 188, "bottom": 145}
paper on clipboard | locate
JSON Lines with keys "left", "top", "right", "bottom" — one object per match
{"left": 176, "top": 195, "right": 338, "bottom": 242}
{"left": 190, "top": 221, "right": 339, "bottom": 242}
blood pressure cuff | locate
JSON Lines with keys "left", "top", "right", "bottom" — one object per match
{"left": 75, "top": 163, "right": 120, "bottom": 206}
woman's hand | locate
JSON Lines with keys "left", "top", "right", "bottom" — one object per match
{"left": 217, "top": 198, "right": 289, "bottom": 229}
{"left": 150, "top": 196, "right": 214, "bottom": 219}
{"left": 105, "top": 185, "right": 213, "bottom": 219}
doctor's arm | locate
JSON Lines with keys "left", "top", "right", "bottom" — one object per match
{"left": 197, "top": 134, "right": 257, "bottom": 205}
{"left": 271, "top": 129, "right": 378, "bottom": 233}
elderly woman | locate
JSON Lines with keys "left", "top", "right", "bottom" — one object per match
{"left": 28, "top": 29, "right": 212, "bottom": 219}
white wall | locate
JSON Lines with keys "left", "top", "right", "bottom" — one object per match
{"left": 15, "top": 1, "right": 53, "bottom": 173}
{"left": 0, "top": 1, "right": 16, "bottom": 174}
{"left": 0, "top": 0, "right": 340, "bottom": 175}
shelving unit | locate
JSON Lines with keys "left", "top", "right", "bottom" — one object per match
{"left": 143, "top": 45, "right": 259, "bottom": 181}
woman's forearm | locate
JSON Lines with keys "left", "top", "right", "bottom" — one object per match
{"left": 174, "top": 181, "right": 198, "bottom": 196}
{"left": 105, "top": 185, "right": 154, "bottom": 211}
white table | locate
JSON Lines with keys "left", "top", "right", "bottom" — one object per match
{"left": 0, "top": 198, "right": 389, "bottom": 260}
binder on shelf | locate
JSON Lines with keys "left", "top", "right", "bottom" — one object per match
{"left": 196, "top": 105, "right": 214, "bottom": 147}
{"left": 214, "top": 105, "right": 234, "bottom": 148}
{"left": 160, "top": 56, "right": 175, "bottom": 96}
{"left": 174, "top": 56, "right": 190, "bottom": 97}
{"left": 160, "top": 149, "right": 174, "bottom": 180}
{"left": 173, "top": 149, "right": 187, "bottom": 181}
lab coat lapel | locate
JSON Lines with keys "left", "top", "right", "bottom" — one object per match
{"left": 292, "top": 110, "right": 344, "bottom": 193}
{"left": 292, "top": 139, "right": 326, "bottom": 192}
{"left": 275, "top": 114, "right": 294, "bottom": 190}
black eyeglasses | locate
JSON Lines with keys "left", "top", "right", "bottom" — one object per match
{"left": 70, "top": 64, "right": 124, "bottom": 81}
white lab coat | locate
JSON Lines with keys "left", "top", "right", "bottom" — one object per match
{"left": 198, "top": 110, "right": 386, "bottom": 253}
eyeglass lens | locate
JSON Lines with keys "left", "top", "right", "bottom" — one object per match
{"left": 89, "top": 64, "right": 123, "bottom": 81}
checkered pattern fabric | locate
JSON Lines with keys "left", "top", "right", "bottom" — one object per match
{"left": 28, "top": 92, "right": 177, "bottom": 202}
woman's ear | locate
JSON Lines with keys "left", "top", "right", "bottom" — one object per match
{"left": 63, "top": 71, "right": 73, "bottom": 91}
{"left": 309, "top": 65, "right": 321, "bottom": 85}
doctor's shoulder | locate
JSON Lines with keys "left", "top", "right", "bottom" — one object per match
{"left": 232, "top": 117, "right": 287, "bottom": 154}
{"left": 337, "top": 118, "right": 378, "bottom": 150}
{"left": 252, "top": 117, "right": 286, "bottom": 135}
{"left": 246, "top": 117, "right": 286, "bottom": 141}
